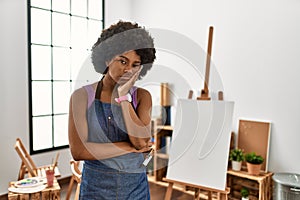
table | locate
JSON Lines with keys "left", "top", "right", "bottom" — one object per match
{"left": 8, "top": 177, "right": 60, "bottom": 200}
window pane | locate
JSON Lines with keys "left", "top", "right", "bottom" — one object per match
{"left": 29, "top": 0, "right": 103, "bottom": 153}
{"left": 71, "top": 49, "right": 95, "bottom": 80}
{"left": 71, "top": 0, "right": 87, "bottom": 17}
{"left": 88, "top": 0, "right": 103, "bottom": 20}
{"left": 31, "top": 0, "right": 51, "bottom": 9}
{"left": 32, "top": 81, "right": 52, "bottom": 116}
{"left": 71, "top": 48, "right": 86, "bottom": 80}
{"left": 33, "top": 116, "right": 52, "bottom": 151}
{"left": 31, "top": 45, "right": 51, "bottom": 80}
{"left": 53, "top": 47, "right": 71, "bottom": 80}
{"left": 52, "top": 0, "right": 70, "bottom": 13}
{"left": 52, "top": 12, "right": 70, "bottom": 47}
{"left": 71, "top": 57, "right": 99, "bottom": 90}
{"left": 31, "top": 8, "right": 51, "bottom": 45}
{"left": 53, "top": 81, "right": 71, "bottom": 114}
{"left": 88, "top": 20, "right": 102, "bottom": 49}
{"left": 71, "top": 16, "right": 88, "bottom": 49}
{"left": 54, "top": 115, "right": 69, "bottom": 147}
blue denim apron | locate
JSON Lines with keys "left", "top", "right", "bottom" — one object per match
{"left": 79, "top": 82, "right": 150, "bottom": 200}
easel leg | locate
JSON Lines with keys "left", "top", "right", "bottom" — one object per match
{"left": 194, "top": 188, "right": 200, "bottom": 200}
{"left": 163, "top": 178, "right": 229, "bottom": 200}
{"left": 18, "top": 162, "right": 26, "bottom": 180}
{"left": 207, "top": 191, "right": 212, "bottom": 200}
{"left": 164, "top": 182, "right": 174, "bottom": 200}
{"left": 219, "top": 193, "right": 228, "bottom": 200}
{"left": 65, "top": 176, "right": 75, "bottom": 200}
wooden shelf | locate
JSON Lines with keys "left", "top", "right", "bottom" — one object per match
{"left": 153, "top": 122, "right": 173, "bottom": 182}
{"left": 227, "top": 169, "right": 273, "bottom": 182}
{"left": 156, "top": 125, "right": 173, "bottom": 131}
{"left": 155, "top": 125, "right": 173, "bottom": 137}
{"left": 156, "top": 153, "right": 169, "bottom": 159}
{"left": 227, "top": 169, "right": 273, "bottom": 200}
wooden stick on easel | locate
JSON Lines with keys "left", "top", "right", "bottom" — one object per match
{"left": 197, "top": 26, "right": 214, "bottom": 100}
{"left": 163, "top": 178, "right": 230, "bottom": 200}
{"left": 188, "top": 90, "right": 193, "bottom": 99}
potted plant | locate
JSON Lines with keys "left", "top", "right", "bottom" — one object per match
{"left": 240, "top": 187, "right": 249, "bottom": 200}
{"left": 245, "top": 152, "right": 264, "bottom": 175}
{"left": 229, "top": 148, "right": 244, "bottom": 171}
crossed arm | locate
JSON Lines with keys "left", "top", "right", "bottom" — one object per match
{"left": 68, "top": 87, "right": 151, "bottom": 161}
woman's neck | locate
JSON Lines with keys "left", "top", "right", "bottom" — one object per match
{"left": 102, "top": 74, "right": 118, "bottom": 93}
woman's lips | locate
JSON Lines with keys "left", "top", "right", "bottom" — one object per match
{"left": 118, "top": 74, "right": 132, "bottom": 83}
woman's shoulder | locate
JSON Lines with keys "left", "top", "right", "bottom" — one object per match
{"left": 72, "top": 82, "right": 97, "bottom": 93}
{"left": 71, "top": 82, "right": 98, "bottom": 99}
{"left": 135, "top": 87, "right": 151, "bottom": 96}
{"left": 129, "top": 87, "right": 150, "bottom": 110}
{"left": 82, "top": 82, "right": 98, "bottom": 92}
{"left": 134, "top": 87, "right": 152, "bottom": 102}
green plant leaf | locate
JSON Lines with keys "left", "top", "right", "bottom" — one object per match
{"left": 245, "top": 152, "right": 264, "bottom": 164}
{"left": 229, "top": 148, "right": 245, "bottom": 162}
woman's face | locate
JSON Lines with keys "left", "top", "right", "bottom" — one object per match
{"left": 107, "top": 50, "right": 142, "bottom": 84}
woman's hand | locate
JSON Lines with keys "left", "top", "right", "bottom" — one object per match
{"left": 117, "top": 66, "right": 142, "bottom": 96}
{"left": 132, "top": 140, "right": 153, "bottom": 153}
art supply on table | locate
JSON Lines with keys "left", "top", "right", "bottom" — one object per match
{"left": 14, "top": 177, "right": 42, "bottom": 188}
{"left": 46, "top": 169, "right": 54, "bottom": 187}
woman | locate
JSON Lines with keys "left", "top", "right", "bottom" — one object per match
{"left": 68, "top": 21, "right": 156, "bottom": 199}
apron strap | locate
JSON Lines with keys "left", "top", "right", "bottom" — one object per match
{"left": 95, "top": 76, "right": 104, "bottom": 99}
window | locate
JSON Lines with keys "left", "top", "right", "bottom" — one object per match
{"left": 28, "top": 0, "right": 104, "bottom": 154}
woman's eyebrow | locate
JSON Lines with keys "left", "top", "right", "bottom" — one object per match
{"left": 119, "top": 55, "right": 141, "bottom": 63}
{"left": 119, "top": 55, "right": 128, "bottom": 60}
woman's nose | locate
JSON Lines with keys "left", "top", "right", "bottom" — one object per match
{"left": 124, "top": 64, "right": 133, "bottom": 72}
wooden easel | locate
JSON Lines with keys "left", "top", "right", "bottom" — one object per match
{"left": 196, "top": 26, "right": 224, "bottom": 101}
{"left": 163, "top": 178, "right": 230, "bottom": 200}
{"left": 197, "top": 26, "right": 213, "bottom": 100}
{"left": 187, "top": 25, "right": 225, "bottom": 101}
{"left": 164, "top": 26, "right": 229, "bottom": 199}
{"left": 15, "top": 138, "right": 60, "bottom": 180}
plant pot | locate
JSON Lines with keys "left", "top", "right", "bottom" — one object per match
{"left": 231, "top": 161, "right": 242, "bottom": 171}
{"left": 246, "top": 162, "right": 262, "bottom": 175}
{"left": 242, "top": 197, "right": 249, "bottom": 200}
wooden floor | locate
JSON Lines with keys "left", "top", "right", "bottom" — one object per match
{"left": 1, "top": 176, "right": 194, "bottom": 200}
{"left": 148, "top": 181, "right": 194, "bottom": 200}
{"left": 60, "top": 176, "right": 194, "bottom": 200}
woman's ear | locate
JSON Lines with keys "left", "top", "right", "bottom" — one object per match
{"left": 106, "top": 59, "right": 114, "bottom": 68}
{"left": 103, "top": 67, "right": 108, "bottom": 74}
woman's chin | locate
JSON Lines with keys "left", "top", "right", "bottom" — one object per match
{"left": 117, "top": 80, "right": 127, "bottom": 85}
{"left": 118, "top": 78, "right": 130, "bottom": 85}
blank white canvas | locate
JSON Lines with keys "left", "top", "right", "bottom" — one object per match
{"left": 166, "top": 99, "right": 234, "bottom": 191}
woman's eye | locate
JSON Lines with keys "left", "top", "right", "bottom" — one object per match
{"left": 133, "top": 64, "right": 141, "bottom": 68}
{"left": 119, "top": 60, "right": 127, "bottom": 65}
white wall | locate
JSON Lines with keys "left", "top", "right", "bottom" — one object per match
{"left": 105, "top": 0, "right": 132, "bottom": 27}
{"left": 131, "top": 0, "right": 300, "bottom": 174}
